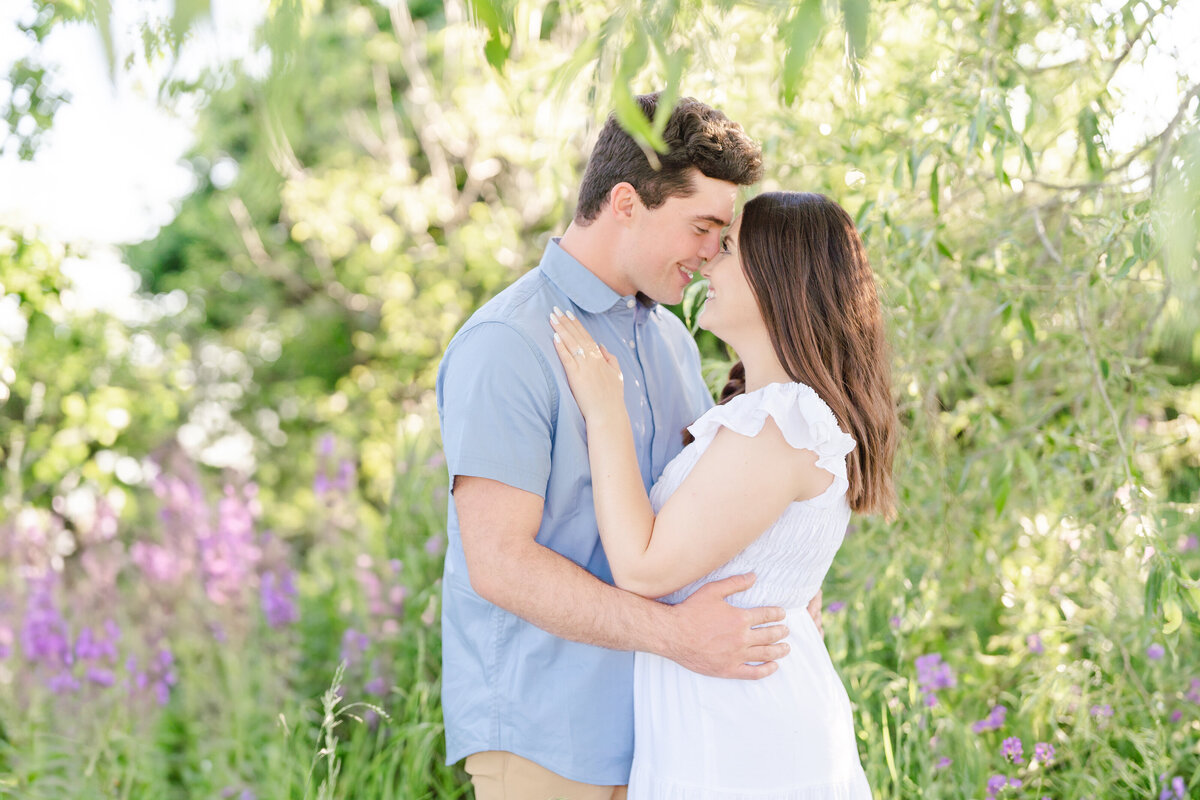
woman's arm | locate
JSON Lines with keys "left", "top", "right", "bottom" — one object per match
{"left": 552, "top": 310, "right": 832, "bottom": 598}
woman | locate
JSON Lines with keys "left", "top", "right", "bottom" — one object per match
{"left": 549, "top": 191, "right": 897, "bottom": 799}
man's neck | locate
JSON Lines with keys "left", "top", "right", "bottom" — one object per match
{"left": 559, "top": 221, "right": 636, "bottom": 297}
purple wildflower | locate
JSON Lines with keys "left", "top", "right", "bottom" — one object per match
{"left": 87, "top": 667, "right": 115, "bottom": 687}
{"left": 365, "top": 675, "right": 388, "bottom": 695}
{"left": 1026, "top": 633, "right": 1044, "bottom": 654}
{"left": 914, "top": 653, "right": 955, "bottom": 709}
{"left": 0, "top": 624, "right": 11, "bottom": 659}
{"left": 1183, "top": 534, "right": 1199, "bottom": 552}
{"left": 261, "top": 569, "right": 300, "bottom": 628}
{"left": 1161, "top": 775, "right": 1187, "bottom": 800}
{"left": 972, "top": 704, "right": 1007, "bottom": 733}
{"left": 1033, "top": 741, "right": 1055, "bottom": 764}
{"left": 1171, "top": 710, "right": 1183, "bottom": 723}
{"left": 1002, "top": 736, "right": 1024, "bottom": 763}
{"left": 985, "top": 773, "right": 1008, "bottom": 799}
{"left": 934, "top": 756, "right": 952, "bottom": 770}
{"left": 47, "top": 670, "right": 81, "bottom": 694}
{"left": 1186, "top": 679, "right": 1200, "bottom": 705}
{"left": 1090, "top": 703, "right": 1113, "bottom": 718}
{"left": 21, "top": 574, "right": 71, "bottom": 668}
{"left": 827, "top": 601, "right": 846, "bottom": 614}
{"left": 340, "top": 628, "right": 370, "bottom": 667}
{"left": 424, "top": 534, "right": 445, "bottom": 556}
{"left": 1147, "top": 643, "right": 1165, "bottom": 660}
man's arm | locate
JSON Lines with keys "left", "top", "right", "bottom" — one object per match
{"left": 455, "top": 475, "right": 790, "bottom": 679}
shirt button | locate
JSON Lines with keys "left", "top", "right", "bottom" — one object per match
{"left": 627, "top": 339, "right": 635, "bottom": 349}
{"left": 625, "top": 298, "right": 636, "bottom": 309}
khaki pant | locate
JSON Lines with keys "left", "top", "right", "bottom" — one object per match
{"left": 465, "top": 751, "right": 628, "bottom": 800}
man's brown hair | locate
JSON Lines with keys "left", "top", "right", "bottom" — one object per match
{"left": 575, "top": 93, "right": 763, "bottom": 223}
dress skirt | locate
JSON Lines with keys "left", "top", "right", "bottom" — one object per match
{"left": 628, "top": 606, "right": 873, "bottom": 800}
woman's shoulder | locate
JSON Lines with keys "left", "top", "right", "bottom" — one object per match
{"left": 690, "top": 382, "right": 852, "bottom": 451}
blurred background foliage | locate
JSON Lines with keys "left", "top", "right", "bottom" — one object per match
{"left": 1, "top": 0, "right": 1199, "bottom": 797}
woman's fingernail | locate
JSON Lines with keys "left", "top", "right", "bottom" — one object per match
{"left": 552, "top": 306, "right": 563, "bottom": 317}
{"left": 549, "top": 313, "right": 559, "bottom": 325}
{"left": 553, "top": 332, "right": 561, "bottom": 343}
{"left": 565, "top": 309, "right": 576, "bottom": 320}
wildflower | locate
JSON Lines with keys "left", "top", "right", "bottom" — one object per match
{"left": 1026, "top": 633, "right": 1044, "bottom": 654}
{"left": 261, "top": 569, "right": 300, "bottom": 628}
{"left": 1147, "top": 643, "right": 1165, "bottom": 661}
{"left": 985, "top": 773, "right": 1008, "bottom": 799}
{"left": 1033, "top": 741, "right": 1055, "bottom": 764}
{"left": 1170, "top": 710, "right": 1183, "bottom": 723}
{"left": 1002, "top": 737, "right": 1023, "bottom": 763}
{"left": 972, "top": 704, "right": 1007, "bottom": 733}
{"left": 424, "top": 534, "right": 445, "bottom": 556}
{"left": 889, "top": 615, "right": 901, "bottom": 629}
{"left": 1186, "top": 679, "right": 1200, "bottom": 705}
{"left": 21, "top": 574, "right": 71, "bottom": 668}
{"left": 365, "top": 675, "right": 388, "bottom": 695}
{"left": 47, "top": 670, "right": 81, "bottom": 694}
{"left": 915, "top": 654, "right": 956, "bottom": 692}
{"left": 934, "top": 756, "right": 952, "bottom": 770}
{"left": 1160, "top": 775, "right": 1187, "bottom": 800}
{"left": 340, "top": 628, "right": 370, "bottom": 667}
{"left": 87, "top": 667, "right": 115, "bottom": 687}
{"left": 1089, "top": 704, "right": 1113, "bottom": 718}
{"left": 0, "top": 624, "right": 11, "bottom": 659}
{"left": 1183, "top": 534, "right": 1199, "bottom": 553}
{"left": 827, "top": 601, "right": 846, "bottom": 614}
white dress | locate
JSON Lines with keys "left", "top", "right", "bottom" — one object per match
{"left": 629, "top": 382, "right": 873, "bottom": 800}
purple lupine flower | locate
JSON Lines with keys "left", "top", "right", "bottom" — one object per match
{"left": 335, "top": 459, "right": 356, "bottom": 492}
{"left": 1147, "top": 643, "right": 1165, "bottom": 660}
{"left": 934, "top": 756, "right": 952, "bottom": 770}
{"left": 87, "top": 667, "right": 115, "bottom": 687}
{"left": 1033, "top": 741, "right": 1055, "bottom": 764}
{"left": 1026, "top": 633, "right": 1044, "bottom": 654}
{"left": 261, "top": 569, "right": 300, "bottom": 628}
{"left": 1090, "top": 703, "right": 1113, "bottom": 718}
{"left": 1172, "top": 777, "right": 1186, "bottom": 799}
{"left": 1008, "top": 778, "right": 1023, "bottom": 790}
{"left": 47, "top": 670, "right": 81, "bottom": 694}
{"left": 365, "top": 675, "right": 388, "bottom": 695}
{"left": 827, "top": 601, "right": 846, "bottom": 614}
{"left": 985, "top": 773, "right": 1008, "bottom": 799}
{"left": 1002, "top": 736, "right": 1024, "bottom": 763}
{"left": 130, "top": 540, "right": 191, "bottom": 584}
{"left": 340, "top": 628, "right": 370, "bottom": 666}
{"left": 21, "top": 574, "right": 72, "bottom": 668}
{"left": 972, "top": 704, "right": 1007, "bottom": 733}
{"left": 200, "top": 485, "right": 262, "bottom": 606}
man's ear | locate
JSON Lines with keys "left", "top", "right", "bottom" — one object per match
{"left": 608, "top": 182, "right": 639, "bottom": 222}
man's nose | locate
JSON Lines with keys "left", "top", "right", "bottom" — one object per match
{"left": 697, "top": 231, "right": 721, "bottom": 261}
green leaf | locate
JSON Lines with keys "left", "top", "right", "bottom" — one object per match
{"left": 1078, "top": 107, "right": 1104, "bottom": 180}
{"left": 1114, "top": 254, "right": 1137, "bottom": 281}
{"left": 930, "top": 164, "right": 940, "bottom": 216}
{"left": 1145, "top": 561, "right": 1164, "bottom": 620}
{"left": 171, "top": 0, "right": 211, "bottom": 50}
{"left": 841, "top": 0, "right": 870, "bottom": 67}
{"left": 1163, "top": 598, "right": 1182, "bottom": 635}
{"left": 1019, "top": 303, "right": 1035, "bottom": 342}
{"left": 781, "top": 0, "right": 825, "bottom": 105}
{"left": 1100, "top": 358, "right": 1109, "bottom": 379}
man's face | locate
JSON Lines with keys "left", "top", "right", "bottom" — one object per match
{"left": 623, "top": 171, "right": 738, "bottom": 305}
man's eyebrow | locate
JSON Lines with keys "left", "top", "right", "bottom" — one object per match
{"left": 693, "top": 215, "right": 730, "bottom": 227}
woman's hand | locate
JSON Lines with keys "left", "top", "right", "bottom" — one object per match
{"left": 550, "top": 307, "right": 625, "bottom": 422}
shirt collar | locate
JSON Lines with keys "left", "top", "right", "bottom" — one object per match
{"left": 540, "top": 237, "right": 650, "bottom": 314}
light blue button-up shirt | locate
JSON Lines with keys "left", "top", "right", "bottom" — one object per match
{"left": 436, "top": 238, "right": 714, "bottom": 784}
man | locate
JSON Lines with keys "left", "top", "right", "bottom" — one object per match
{"left": 437, "top": 93, "right": 807, "bottom": 799}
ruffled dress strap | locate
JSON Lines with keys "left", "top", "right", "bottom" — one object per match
{"left": 685, "top": 382, "right": 857, "bottom": 508}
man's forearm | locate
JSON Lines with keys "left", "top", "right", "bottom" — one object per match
{"left": 475, "top": 538, "right": 673, "bottom": 655}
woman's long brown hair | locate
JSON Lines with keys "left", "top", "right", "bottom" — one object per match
{"left": 704, "top": 192, "right": 897, "bottom": 518}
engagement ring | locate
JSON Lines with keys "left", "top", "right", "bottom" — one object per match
{"left": 573, "top": 347, "right": 585, "bottom": 357}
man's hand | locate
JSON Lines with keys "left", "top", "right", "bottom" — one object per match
{"left": 807, "top": 588, "right": 824, "bottom": 637}
{"left": 662, "top": 573, "right": 789, "bottom": 679}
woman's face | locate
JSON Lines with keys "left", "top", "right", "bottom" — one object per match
{"left": 697, "top": 214, "right": 767, "bottom": 344}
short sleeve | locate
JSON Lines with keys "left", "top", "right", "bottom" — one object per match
{"left": 685, "top": 382, "right": 857, "bottom": 507}
{"left": 437, "top": 321, "right": 557, "bottom": 498}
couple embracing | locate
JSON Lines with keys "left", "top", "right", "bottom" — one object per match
{"left": 436, "top": 92, "right": 897, "bottom": 800}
